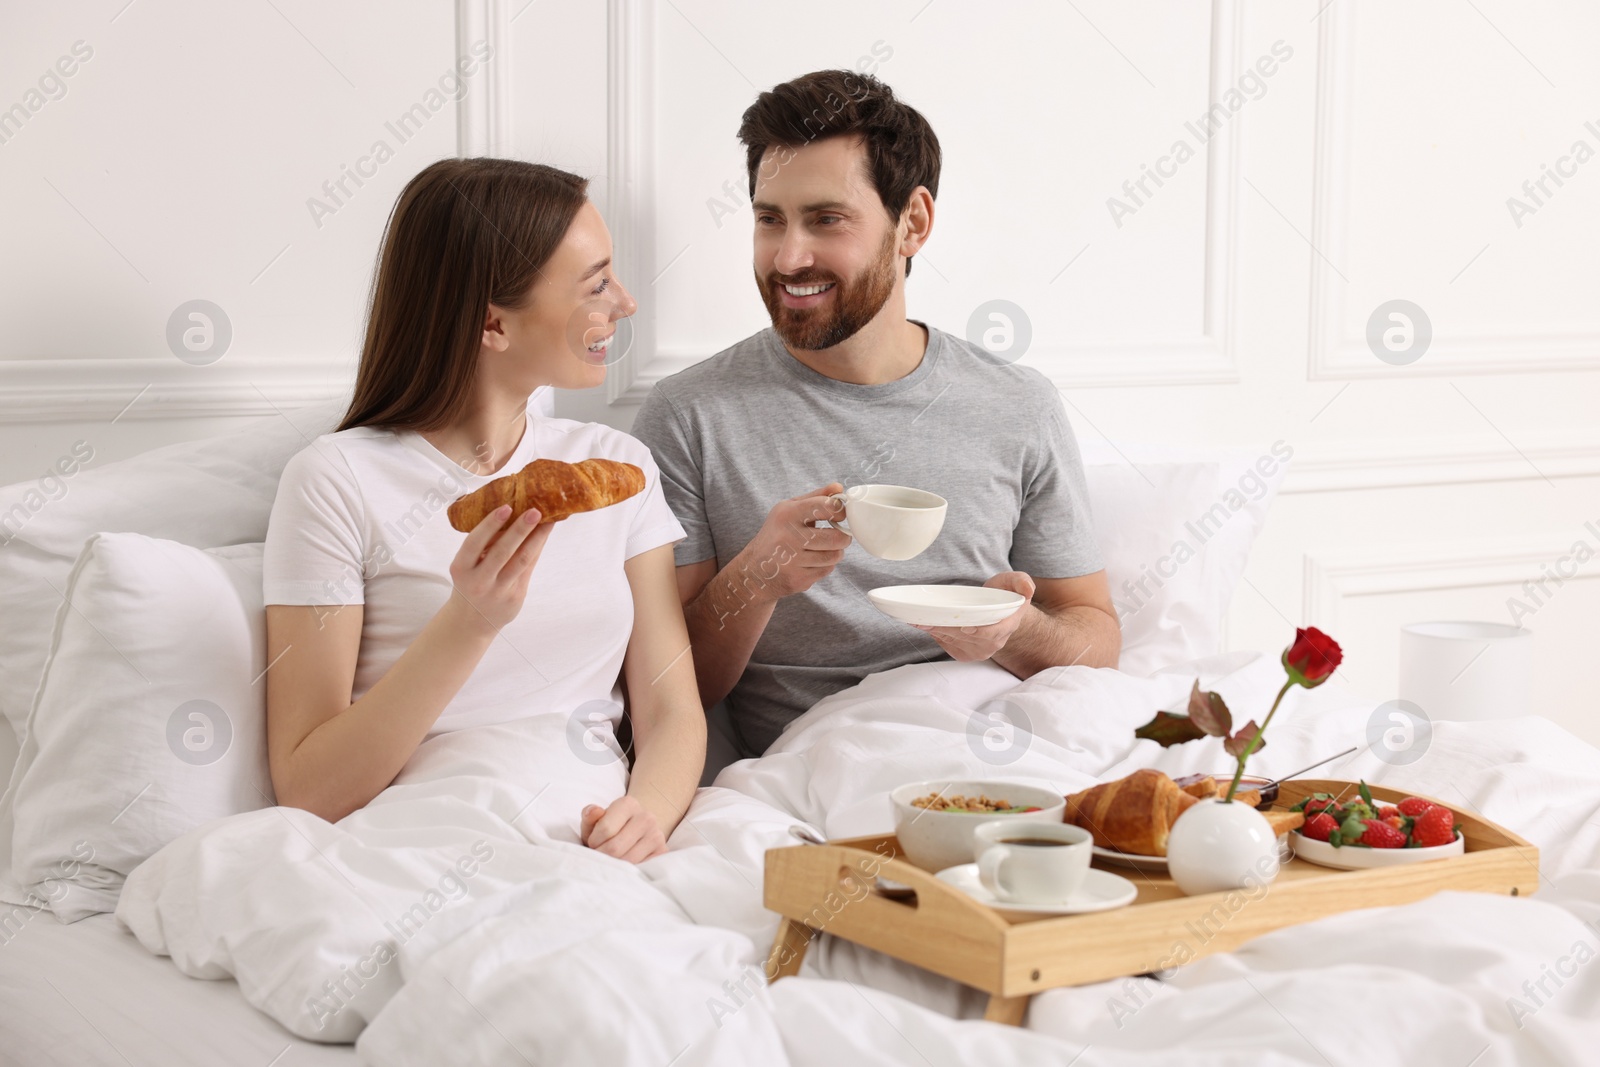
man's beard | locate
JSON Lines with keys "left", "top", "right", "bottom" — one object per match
{"left": 757, "top": 229, "right": 898, "bottom": 351}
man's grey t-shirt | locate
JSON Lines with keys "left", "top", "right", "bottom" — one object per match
{"left": 631, "top": 323, "right": 1104, "bottom": 757}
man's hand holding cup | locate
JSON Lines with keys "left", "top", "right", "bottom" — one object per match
{"left": 732, "top": 483, "right": 854, "bottom": 601}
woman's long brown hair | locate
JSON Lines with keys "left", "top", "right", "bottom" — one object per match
{"left": 336, "top": 158, "right": 589, "bottom": 434}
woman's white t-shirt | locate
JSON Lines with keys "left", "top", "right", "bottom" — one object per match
{"left": 262, "top": 407, "right": 686, "bottom": 737}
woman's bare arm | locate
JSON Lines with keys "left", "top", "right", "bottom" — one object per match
{"left": 581, "top": 543, "right": 707, "bottom": 860}
{"left": 265, "top": 599, "right": 495, "bottom": 822}
{"left": 266, "top": 505, "right": 552, "bottom": 822}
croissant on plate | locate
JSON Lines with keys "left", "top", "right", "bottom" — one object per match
{"left": 1064, "top": 769, "right": 1200, "bottom": 857}
{"left": 447, "top": 458, "right": 644, "bottom": 532}
{"left": 1064, "top": 769, "right": 1300, "bottom": 857}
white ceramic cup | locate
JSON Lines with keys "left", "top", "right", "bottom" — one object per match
{"left": 974, "top": 821, "right": 1092, "bottom": 903}
{"left": 828, "top": 484, "right": 947, "bottom": 561}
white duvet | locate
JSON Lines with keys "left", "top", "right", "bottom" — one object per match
{"left": 117, "top": 653, "right": 1600, "bottom": 1066}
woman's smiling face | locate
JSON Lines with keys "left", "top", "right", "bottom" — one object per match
{"left": 489, "top": 199, "right": 636, "bottom": 390}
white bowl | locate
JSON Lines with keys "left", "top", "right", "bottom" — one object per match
{"left": 1289, "top": 830, "right": 1464, "bottom": 870}
{"left": 868, "top": 585, "right": 1027, "bottom": 628}
{"left": 890, "top": 779, "right": 1066, "bottom": 872}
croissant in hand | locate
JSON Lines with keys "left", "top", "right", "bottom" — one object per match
{"left": 447, "top": 458, "right": 645, "bottom": 531}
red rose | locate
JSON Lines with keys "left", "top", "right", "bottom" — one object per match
{"left": 1283, "top": 627, "right": 1342, "bottom": 687}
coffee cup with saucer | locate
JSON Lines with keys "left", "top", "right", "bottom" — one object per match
{"left": 936, "top": 821, "right": 1138, "bottom": 917}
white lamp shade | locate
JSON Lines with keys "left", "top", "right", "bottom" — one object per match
{"left": 1398, "top": 621, "right": 1533, "bottom": 723}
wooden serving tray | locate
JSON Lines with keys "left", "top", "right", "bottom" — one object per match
{"left": 762, "top": 779, "right": 1539, "bottom": 1025}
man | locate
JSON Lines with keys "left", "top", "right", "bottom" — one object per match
{"left": 631, "top": 69, "right": 1119, "bottom": 758}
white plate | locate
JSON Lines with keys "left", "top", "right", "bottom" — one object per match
{"left": 868, "top": 585, "right": 1027, "bottom": 628}
{"left": 1090, "top": 846, "right": 1169, "bottom": 872}
{"left": 936, "top": 863, "right": 1138, "bottom": 917}
{"left": 1094, "top": 836, "right": 1292, "bottom": 870}
{"left": 1289, "top": 830, "right": 1464, "bottom": 870}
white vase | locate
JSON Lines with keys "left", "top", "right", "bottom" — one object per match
{"left": 1166, "top": 797, "right": 1281, "bottom": 895}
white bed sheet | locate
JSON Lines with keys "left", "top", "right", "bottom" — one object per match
{"left": 0, "top": 911, "right": 355, "bottom": 1066}
{"left": 97, "top": 651, "right": 1600, "bottom": 1066}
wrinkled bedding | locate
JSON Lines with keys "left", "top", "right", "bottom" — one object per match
{"left": 117, "top": 653, "right": 1600, "bottom": 1065}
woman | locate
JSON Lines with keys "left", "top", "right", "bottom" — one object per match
{"left": 261, "top": 158, "right": 704, "bottom": 863}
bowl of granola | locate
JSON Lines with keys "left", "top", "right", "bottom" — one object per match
{"left": 890, "top": 780, "right": 1066, "bottom": 872}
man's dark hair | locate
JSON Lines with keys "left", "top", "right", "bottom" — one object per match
{"left": 737, "top": 69, "right": 940, "bottom": 277}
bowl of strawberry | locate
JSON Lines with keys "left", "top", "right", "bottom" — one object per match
{"left": 1287, "top": 781, "right": 1465, "bottom": 870}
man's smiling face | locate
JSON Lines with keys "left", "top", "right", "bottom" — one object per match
{"left": 751, "top": 136, "right": 902, "bottom": 351}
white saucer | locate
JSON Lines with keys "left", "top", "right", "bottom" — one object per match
{"left": 1090, "top": 846, "right": 1169, "bottom": 873}
{"left": 936, "top": 863, "right": 1138, "bottom": 917}
{"left": 868, "top": 585, "right": 1027, "bottom": 628}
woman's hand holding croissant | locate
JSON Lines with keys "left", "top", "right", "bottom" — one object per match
{"left": 447, "top": 503, "right": 555, "bottom": 634}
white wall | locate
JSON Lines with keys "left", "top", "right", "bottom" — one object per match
{"left": 4, "top": 0, "right": 1597, "bottom": 742}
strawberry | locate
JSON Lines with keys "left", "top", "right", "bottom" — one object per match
{"left": 1303, "top": 812, "right": 1338, "bottom": 842}
{"left": 1397, "top": 797, "right": 1432, "bottom": 818}
{"left": 1377, "top": 805, "right": 1401, "bottom": 820}
{"left": 1343, "top": 797, "right": 1375, "bottom": 819}
{"left": 1412, "top": 805, "right": 1457, "bottom": 848}
{"left": 1383, "top": 815, "right": 1407, "bottom": 832}
{"left": 1357, "top": 820, "right": 1408, "bottom": 849}
{"left": 1301, "top": 796, "right": 1340, "bottom": 817}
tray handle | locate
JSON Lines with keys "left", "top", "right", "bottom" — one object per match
{"left": 766, "top": 841, "right": 1009, "bottom": 936}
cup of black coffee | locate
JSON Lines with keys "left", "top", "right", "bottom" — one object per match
{"left": 972, "top": 821, "right": 1092, "bottom": 903}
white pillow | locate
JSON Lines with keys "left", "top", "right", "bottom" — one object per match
{"left": 1080, "top": 441, "right": 1291, "bottom": 676}
{"left": 0, "top": 389, "right": 555, "bottom": 765}
{"left": 0, "top": 534, "right": 272, "bottom": 922}
{"left": 0, "top": 399, "right": 345, "bottom": 747}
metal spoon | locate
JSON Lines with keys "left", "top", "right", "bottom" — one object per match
{"left": 1263, "top": 746, "right": 1359, "bottom": 791}
{"left": 787, "top": 825, "right": 916, "bottom": 900}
